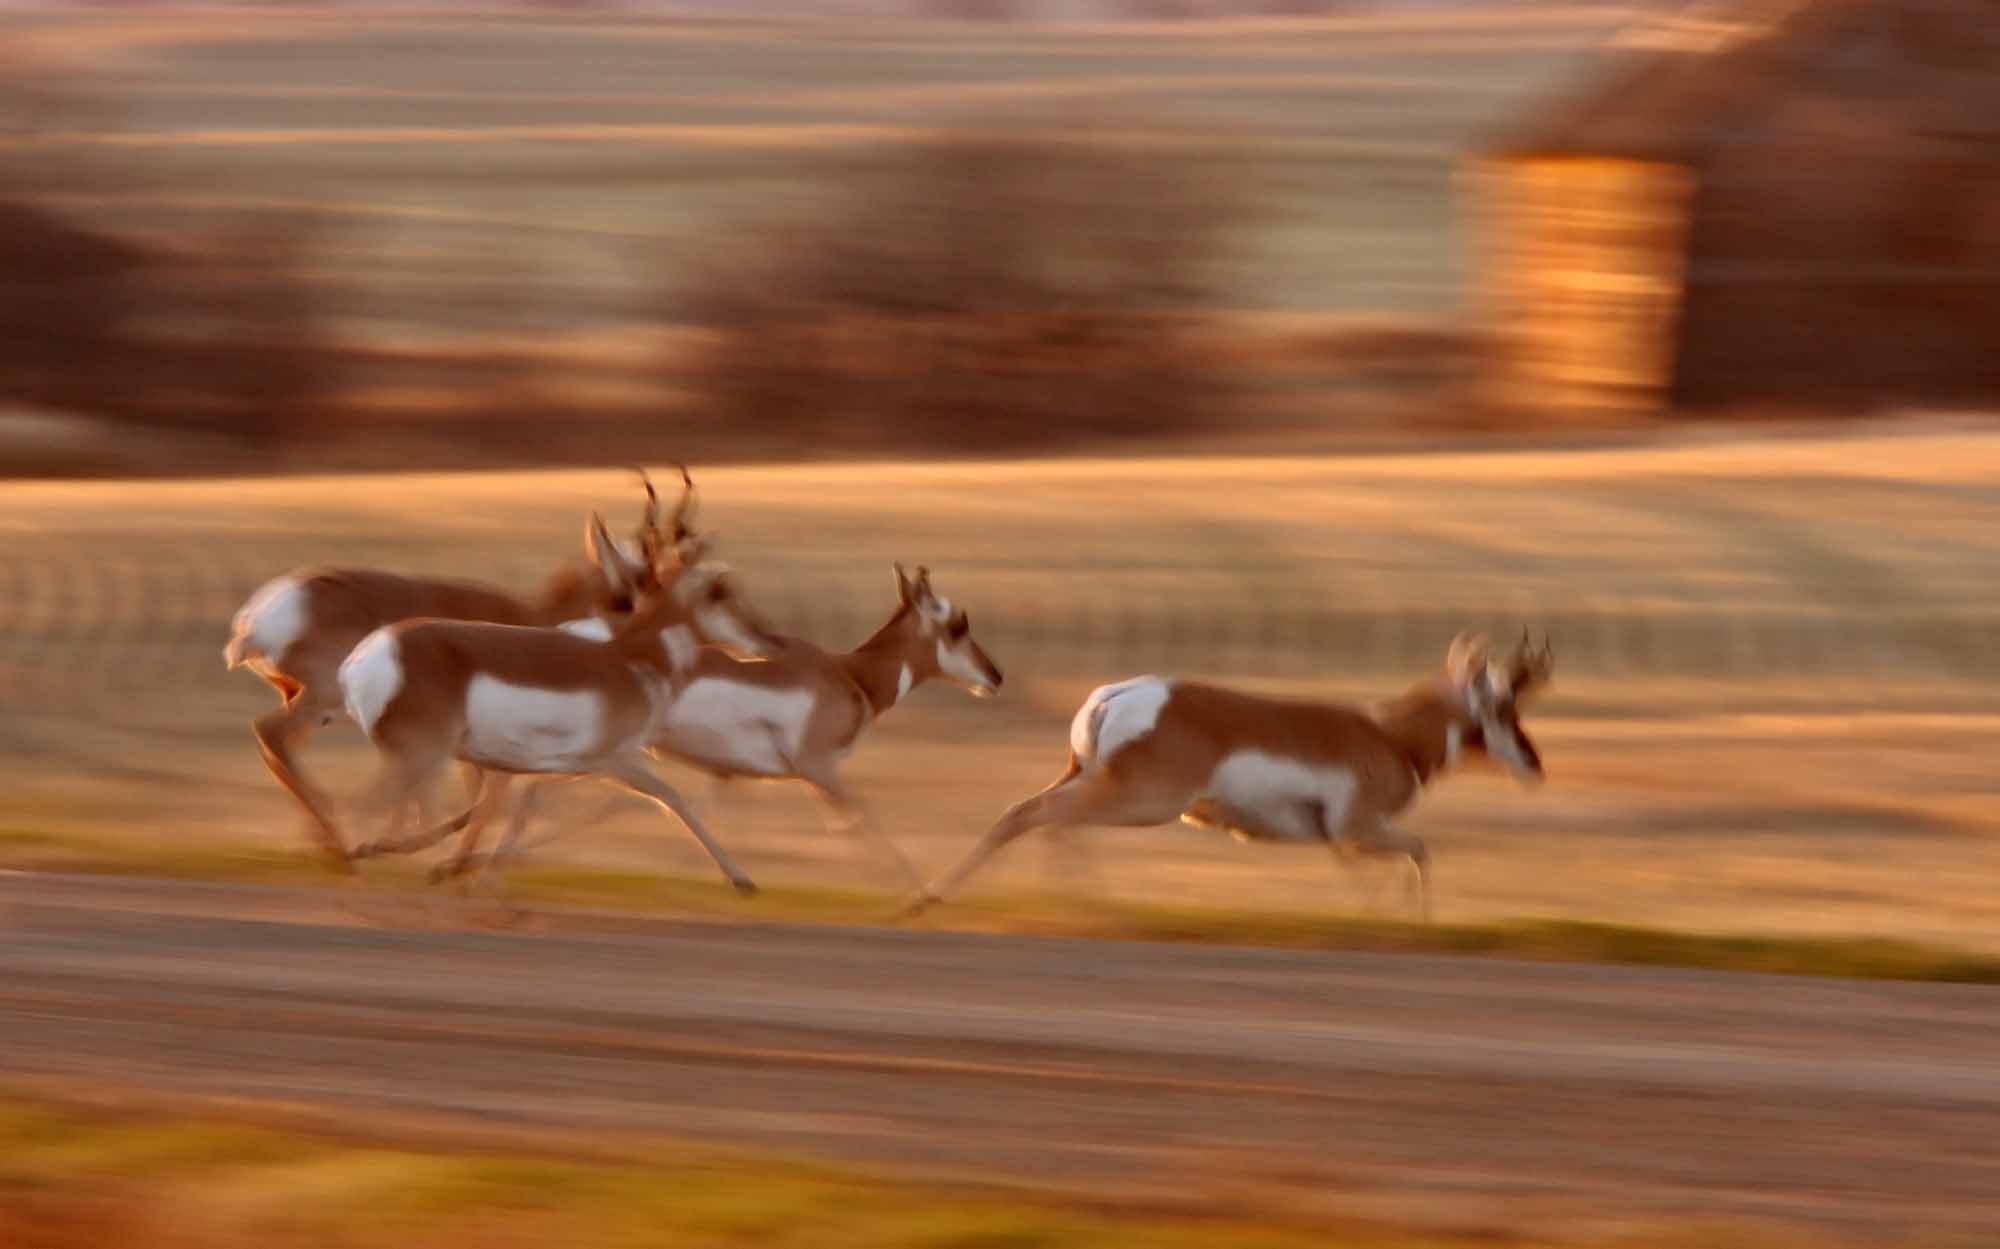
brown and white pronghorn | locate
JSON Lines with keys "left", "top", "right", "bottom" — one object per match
{"left": 336, "top": 534, "right": 781, "bottom": 894}
{"left": 390, "top": 563, "right": 1005, "bottom": 891}
{"left": 898, "top": 631, "right": 1553, "bottom": 921}
{"left": 222, "top": 468, "right": 735, "bottom": 870}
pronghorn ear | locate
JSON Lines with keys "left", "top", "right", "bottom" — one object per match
{"left": 586, "top": 511, "right": 639, "bottom": 597}
{"left": 1446, "top": 631, "right": 1492, "bottom": 688}
{"left": 1509, "top": 632, "right": 1555, "bottom": 702}
{"left": 893, "top": 563, "right": 915, "bottom": 605}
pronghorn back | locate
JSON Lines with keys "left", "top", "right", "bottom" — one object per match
{"left": 339, "top": 619, "right": 663, "bottom": 767}
{"left": 225, "top": 568, "right": 548, "bottom": 674}
{"left": 1079, "top": 678, "right": 1422, "bottom": 810}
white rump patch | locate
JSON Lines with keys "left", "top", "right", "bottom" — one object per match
{"left": 1071, "top": 676, "right": 1172, "bottom": 763}
{"left": 559, "top": 617, "right": 613, "bottom": 642}
{"left": 227, "top": 575, "right": 309, "bottom": 668}
{"left": 658, "top": 623, "right": 697, "bottom": 670}
{"left": 1203, "top": 750, "right": 1359, "bottom": 844}
{"left": 337, "top": 628, "right": 403, "bottom": 737}
{"left": 463, "top": 676, "right": 608, "bottom": 772}
{"left": 658, "top": 678, "right": 816, "bottom": 777}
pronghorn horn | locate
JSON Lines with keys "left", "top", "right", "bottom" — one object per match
{"left": 631, "top": 465, "right": 664, "bottom": 563}
{"left": 668, "top": 462, "right": 698, "bottom": 541}
{"left": 1509, "top": 631, "right": 1555, "bottom": 698}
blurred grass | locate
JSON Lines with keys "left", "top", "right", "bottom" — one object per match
{"left": 6, "top": 4, "right": 1636, "bottom": 336}
{"left": 0, "top": 1092, "right": 1903, "bottom": 1249}
{"left": 7, "top": 434, "right": 2000, "bottom": 957}
{"left": 8, "top": 828, "right": 1999, "bottom": 987}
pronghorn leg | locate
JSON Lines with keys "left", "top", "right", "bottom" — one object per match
{"left": 1341, "top": 818, "right": 1431, "bottom": 922}
{"left": 478, "top": 781, "right": 548, "bottom": 877}
{"left": 447, "top": 780, "right": 555, "bottom": 884}
{"left": 1039, "top": 818, "right": 1110, "bottom": 900}
{"left": 432, "top": 772, "right": 513, "bottom": 886}
{"left": 602, "top": 758, "right": 758, "bottom": 896}
{"left": 252, "top": 690, "right": 352, "bottom": 873}
{"left": 1033, "top": 754, "right": 1098, "bottom": 892}
{"left": 352, "top": 766, "right": 486, "bottom": 860}
{"left": 795, "top": 762, "right": 921, "bottom": 891}
{"left": 899, "top": 760, "right": 1171, "bottom": 919}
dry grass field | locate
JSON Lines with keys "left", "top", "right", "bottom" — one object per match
{"left": 4, "top": 4, "right": 1633, "bottom": 335}
{"left": 4, "top": 419, "right": 1998, "bottom": 951}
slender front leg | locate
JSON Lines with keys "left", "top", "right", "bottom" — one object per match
{"left": 353, "top": 766, "right": 487, "bottom": 861}
{"left": 432, "top": 772, "right": 513, "bottom": 886}
{"left": 797, "top": 762, "right": 922, "bottom": 891}
{"left": 1339, "top": 816, "right": 1431, "bottom": 922}
{"left": 473, "top": 781, "right": 548, "bottom": 879}
{"left": 603, "top": 757, "right": 757, "bottom": 896}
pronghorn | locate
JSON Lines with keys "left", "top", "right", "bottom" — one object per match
{"left": 376, "top": 563, "right": 1005, "bottom": 892}
{"left": 898, "top": 631, "right": 1553, "bottom": 921}
{"left": 336, "top": 534, "right": 781, "bottom": 894}
{"left": 223, "top": 467, "right": 718, "bottom": 870}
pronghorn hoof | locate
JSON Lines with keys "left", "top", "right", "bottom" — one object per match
{"left": 732, "top": 878, "right": 758, "bottom": 897}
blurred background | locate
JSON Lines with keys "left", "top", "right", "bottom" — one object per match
{"left": 2, "top": 0, "right": 1999, "bottom": 937}
{"left": 5, "top": 5, "right": 2000, "bottom": 1248}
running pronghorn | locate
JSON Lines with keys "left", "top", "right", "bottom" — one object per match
{"left": 897, "top": 631, "right": 1553, "bottom": 921}
{"left": 336, "top": 535, "right": 781, "bottom": 894}
{"left": 374, "top": 563, "right": 1005, "bottom": 892}
{"left": 223, "top": 467, "right": 723, "bottom": 870}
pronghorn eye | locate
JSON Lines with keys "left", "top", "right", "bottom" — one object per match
{"left": 948, "top": 613, "right": 968, "bottom": 640}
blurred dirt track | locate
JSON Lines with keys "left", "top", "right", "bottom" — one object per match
{"left": 3, "top": 871, "right": 1998, "bottom": 1241}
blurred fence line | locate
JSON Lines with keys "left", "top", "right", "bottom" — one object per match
{"left": 3, "top": 549, "right": 1997, "bottom": 717}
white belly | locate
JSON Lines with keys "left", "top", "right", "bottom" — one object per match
{"left": 462, "top": 676, "right": 609, "bottom": 772}
{"left": 1200, "top": 750, "right": 1358, "bottom": 844}
{"left": 657, "top": 678, "right": 816, "bottom": 778}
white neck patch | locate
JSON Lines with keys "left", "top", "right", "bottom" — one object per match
{"left": 659, "top": 623, "right": 697, "bottom": 671}
{"left": 896, "top": 663, "right": 914, "bottom": 703}
{"left": 560, "top": 617, "right": 614, "bottom": 643}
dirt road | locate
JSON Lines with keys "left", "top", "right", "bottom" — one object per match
{"left": 2, "top": 872, "right": 1997, "bottom": 1241}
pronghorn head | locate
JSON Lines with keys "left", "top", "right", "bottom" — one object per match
{"left": 663, "top": 552, "right": 775, "bottom": 660}
{"left": 895, "top": 563, "right": 1003, "bottom": 698}
{"left": 1444, "top": 630, "right": 1552, "bottom": 783}
{"left": 590, "top": 535, "right": 777, "bottom": 671}
{"left": 538, "top": 471, "right": 696, "bottom": 625}
{"left": 633, "top": 463, "right": 704, "bottom": 570}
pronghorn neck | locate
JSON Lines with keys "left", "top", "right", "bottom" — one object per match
{"left": 1373, "top": 681, "right": 1472, "bottom": 786}
{"left": 530, "top": 562, "right": 602, "bottom": 625}
{"left": 840, "top": 605, "right": 924, "bottom": 716}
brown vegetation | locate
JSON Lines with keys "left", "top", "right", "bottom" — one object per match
{"left": 671, "top": 130, "right": 1251, "bottom": 454}
{"left": 0, "top": 73, "right": 339, "bottom": 462}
